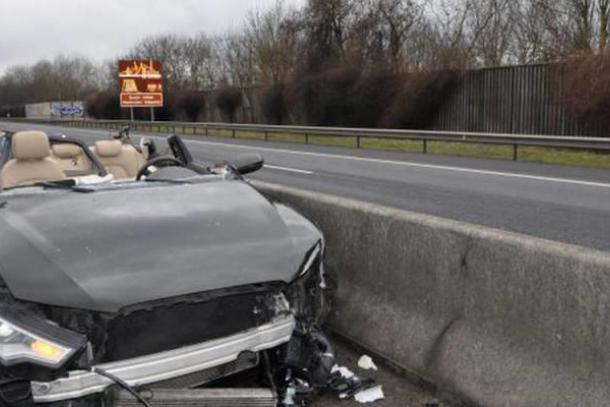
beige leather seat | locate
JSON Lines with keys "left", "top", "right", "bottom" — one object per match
{"left": 51, "top": 143, "right": 92, "bottom": 173}
{"left": 0, "top": 131, "right": 66, "bottom": 189}
{"left": 91, "top": 140, "right": 145, "bottom": 180}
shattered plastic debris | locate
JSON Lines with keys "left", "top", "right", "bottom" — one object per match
{"left": 357, "top": 355, "right": 378, "bottom": 371}
{"left": 328, "top": 369, "right": 375, "bottom": 400}
{"left": 354, "top": 385, "right": 385, "bottom": 404}
{"left": 331, "top": 364, "right": 355, "bottom": 379}
{"left": 328, "top": 360, "right": 385, "bottom": 404}
{"left": 282, "top": 387, "right": 296, "bottom": 406}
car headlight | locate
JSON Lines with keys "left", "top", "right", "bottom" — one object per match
{"left": 0, "top": 309, "right": 86, "bottom": 369}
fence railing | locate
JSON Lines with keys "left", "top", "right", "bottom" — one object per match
{"left": 3, "top": 118, "right": 610, "bottom": 161}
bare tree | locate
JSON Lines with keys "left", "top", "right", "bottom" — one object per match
{"left": 598, "top": 0, "right": 610, "bottom": 50}
{"left": 8, "top": 0, "right": 610, "bottom": 119}
{"left": 244, "top": 1, "right": 299, "bottom": 85}
{"left": 375, "top": 0, "right": 422, "bottom": 71}
{"left": 183, "top": 34, "right": 217, "bottom": 89}
{"left": 471, "top": 0, "right": 517, "bottom": 66}
{"left": 512, "top": 0, "right": 549, "bottom": 63}
{"left": 217, "top": 33, "right": 256, "bottom": 88}
{"left": 0, "top": 56, "right": 102, "bottom": 108}
{"left": 300, "top": 0, "right": 356, "bottom": 70}
{"left": 423, "top": 0, "right": 480, "bottom": 68}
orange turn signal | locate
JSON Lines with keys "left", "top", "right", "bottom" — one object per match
{"left": 31, "top": 340, "right": 65, "bottom": 362}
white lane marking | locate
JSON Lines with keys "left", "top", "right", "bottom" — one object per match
{"left": 11, "top": 123, "right": 610, "bottom": 189}
{"left": 265, "top": 165, "right": 314, "bottom": 175}
{"left": 186, "top": 140, "right": 610, "bottom": 189}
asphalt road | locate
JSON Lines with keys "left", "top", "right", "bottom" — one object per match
{"left": 3, "top": 122, "right": 610, "bottom": 251}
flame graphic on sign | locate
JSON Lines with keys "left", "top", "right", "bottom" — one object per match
{"left": 120, "top": 60, "right": 161, "bottom": 79}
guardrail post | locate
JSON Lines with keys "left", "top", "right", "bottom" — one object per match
{"left": 513, "top": 144, "right": 519, "bottom": 161}
{"left": 356, "top": 136, "right": 361, "bottom": 148}
{"left": 205, "top": 125, "right": 209, "bottom": 136}
{"left": 305, "top": 133, "right": 309, "bottom": 144}
{"left": 423, "top": 139, "right": 428, "bottom": 154}
{"left": 232, "top": 128, "right": 236, "bottom": 138}
{"left": 264, "top": 131, "right": 269, "bottom": 141}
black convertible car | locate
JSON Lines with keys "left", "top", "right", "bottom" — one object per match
{"left": 0, "top": 129, "right": 335, "bottom": 406}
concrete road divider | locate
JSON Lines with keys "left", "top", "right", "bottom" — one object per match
{"left": 254, "top": 181, "right": 610, "bottom": 406}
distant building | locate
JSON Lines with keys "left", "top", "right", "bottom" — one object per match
{"left": 25, "top": 101, "right": 85, "bottom": 119}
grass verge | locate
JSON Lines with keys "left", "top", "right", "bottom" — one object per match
{"left": 519, "top": 146, "right": 610, "bottom": 169}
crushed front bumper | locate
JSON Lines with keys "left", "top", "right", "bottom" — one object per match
{"left": 31, "top": 314, "right": 296, "bottom": 403}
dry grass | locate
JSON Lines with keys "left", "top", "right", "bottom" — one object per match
{"left": 519, "top": 146, "right": 610, "bottom": 169}
{"left": 362, "top": 137, "right": 424, "bottom": 153}
{"left": 309, "top": 135, "right": 357, "bottom": 147}
{"left": 428, "top": 141, "right": 513, "bottom": 160}
{"left": 267, "top": 133, "right": 307, "bottom": 143}
{"left": 235, "top": 131, "right": 266, "bottom": 141}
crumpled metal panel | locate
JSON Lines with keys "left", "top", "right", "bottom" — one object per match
{"left": 0, "top": 180, "right": 321, "bottom": 312}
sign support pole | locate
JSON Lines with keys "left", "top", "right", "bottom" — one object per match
{"left": 130, "top": 107, "right": 135, "bottom": 122}
{"left": 150, "top": 107, "right": 155, "bottom": 122}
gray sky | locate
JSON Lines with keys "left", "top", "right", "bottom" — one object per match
{"left": 0, "top": 0, "right": 305, "bottom": 74}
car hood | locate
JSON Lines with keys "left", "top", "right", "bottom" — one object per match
{"left": 0, "top": 180, "right": 320, "bottom": 312}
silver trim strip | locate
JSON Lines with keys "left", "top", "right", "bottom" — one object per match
{"left": 31, "top": 315, "right": 295, "bottom": 403}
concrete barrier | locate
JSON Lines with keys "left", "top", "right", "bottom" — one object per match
{"left": 254, "top": 181, "right": 610, "bottom": 407}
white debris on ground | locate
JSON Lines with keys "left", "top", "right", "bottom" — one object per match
{"left": 330, "top": 355, "right": 385, "bottom": 404}
{"left": 354, "top": 385, "right": 385, "bottom": 404}
{"left": 331, "top": 364, "right": 355, "bottom": 379}
{"left": 357, "top": 355, "right": 378, "bottom": 371}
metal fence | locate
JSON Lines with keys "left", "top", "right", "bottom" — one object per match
{"left": 433, "top": 64, "right": 606, "bottom": 137}
{"left": 6, "top": 118, "right": 610, "bottom": 161}
{"left": 192, "top": 64, "right": 608, "bottom": 138}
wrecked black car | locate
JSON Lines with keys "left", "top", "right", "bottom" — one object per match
{"left": 0, "top": 130, "right": 335, "bottom": 406}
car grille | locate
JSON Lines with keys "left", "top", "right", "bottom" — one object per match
{"left": 150, "top": 352, "right": 259, "bottom": 389}
{"left": 40, "top": 289, "right": 277, "bottom": 364}
{"left": 101, "top": 292, "right": 269, "bottom": 362}
{"left": 112, "top": 388, "right": 276, "bottom": 407}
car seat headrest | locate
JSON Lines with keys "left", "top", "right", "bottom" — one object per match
{"left": 12, "top": 131, "right": 51, "bottom": 160}
{"left": 52, "top": 143, "right": 82, "bottom": 159}
{"left": 95, "top": 140, "right": 123, "bottom": 157}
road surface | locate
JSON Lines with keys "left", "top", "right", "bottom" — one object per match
{"left": 316, "top": 340, "right": 453, "bottom": 407}
{"left": 3, "top": 122, "right": 610, "bottom": 251}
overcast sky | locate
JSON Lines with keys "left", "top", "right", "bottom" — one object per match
{"left": 0, "top": 0, "right": 305, "bottom": 74}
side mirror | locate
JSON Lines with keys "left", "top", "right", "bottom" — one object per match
{"left": 233, "top": 153, "right": 264, "bottom": 175}
{"left": 114, "top": 126, "right": 130, "bottom": 140}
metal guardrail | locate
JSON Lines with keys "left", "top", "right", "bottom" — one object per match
{"left": 4, "top": 118, "right": 610, "bottom": 161}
